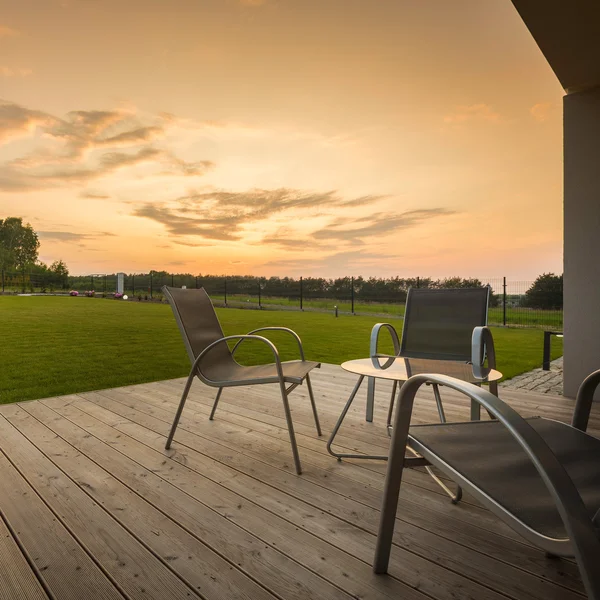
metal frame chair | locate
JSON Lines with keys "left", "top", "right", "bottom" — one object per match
{"left": 162, "top": 286, "right": 322, "bottom": 475}
{"left": 368, "top": 287, "right": 497, "bottom": 425}
{"left": 374, "top": 370, "right": 600, "bottom": 600}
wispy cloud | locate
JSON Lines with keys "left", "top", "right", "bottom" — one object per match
{"left": 0, "top": 67, "right": 32, "bottom": 77}
{"left": 0, "top": 25, "right": 19, "bottom": 37}
{"left": 0, "top": 101, "right": 215, "bottom": 191}
{"left": 132, "top": 188, "right": 385, "bottom": 241}
{"left": 312, "top": 209, "right": 454, "bottom": 243}
{"left": 444, "top": 103, "right": 502, "bottom": 124}
{"left": 530, "top": 102, "right": 555, "bottom": 123}
{"left": 37, "top": 230, "right": 116, "bottom": 242}
{"left": 79, "top": 191, "right": 111, "bottom": 199}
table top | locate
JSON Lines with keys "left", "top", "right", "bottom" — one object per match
{"left": 341, "top": 356, "right": 502, "bottom": 384}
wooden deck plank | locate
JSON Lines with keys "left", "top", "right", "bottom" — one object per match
{"left": 0, "top": 510, "right": 50, "bottom": 600}
{"left": 5, "top": 402, "right": 278, "bottom": 600}
{"left": 40, "top": 396, "right": 513, "bottom": 600}
{"left": 0, "top": 424, "right": 125, "bottom": 600}
{"left": 0, "top": 363, "right": 594, "bottom": 600}
{"left": 0, "top": 406, "right": 204, "bottom": 600}
{"left": 32, "top": 397, "right": 405, "bottom": 600}
{"left": 80, "top": 385, "right": 585, "bottom": 599}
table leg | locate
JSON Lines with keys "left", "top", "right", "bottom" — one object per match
{"left": 366, "top": 376, "right": 376, "bottom": 422}
{"left": 327, "top": 375, "right": 389, "bottom": 461}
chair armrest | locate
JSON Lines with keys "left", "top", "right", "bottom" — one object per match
{"left": 472, "top": 326, "right": 496, "bottom": 368}
{"left": 233, "top": 327, "right": 306, "bottom": 360}
{"left": 472, "top": 326, "right": 498, "bottom": 396}
{"left": 572, "top": 368, "right": 600, "bottom": 432}
{"left": 385, "top": 373, "right": 600, "bottom": 594}
{"left": 370, "top": 323, "right": 401, "bottom": 358}
{"left": 192, "top": 334, "right": 284, "bottom": 384}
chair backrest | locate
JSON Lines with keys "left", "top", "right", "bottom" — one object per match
{"left": 399, "top": 287, "right": 490, "bottom": 362}
{"left": 162, "top": 286, "right": 232, "bottom": 368}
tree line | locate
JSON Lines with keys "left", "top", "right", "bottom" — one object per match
{"left": 1, "top": 216, "right": 563, "bottom": 309}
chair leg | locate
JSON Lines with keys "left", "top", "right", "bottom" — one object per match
{"left": 305, "top": 374, "right": 322, "bottom": 436}
{"left": 386, "top": 380, "right": 399, "bottom": 435}
{"left": 165, "top": 370, "right": 196, "bottom": 449}
{"left": 209, "top": 387, "right": 223, "bottom": 420}
{"left": 278, "top": 380, "right": 303, "bottom": 475}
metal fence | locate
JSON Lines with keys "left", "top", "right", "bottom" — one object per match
{"left": 0, "top": 270, "right": 563, "bottom": 330}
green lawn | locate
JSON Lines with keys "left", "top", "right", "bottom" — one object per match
{"left": 0, "top": 296, "right": 563, "bottom": 404}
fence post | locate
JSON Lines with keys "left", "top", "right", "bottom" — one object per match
{"left": 1, "top": 270, "right": 4, "bottom": 293}
{"left": 132, "top": 274, "right": 135, "bottom": 296}
{"left": 196, "top": 276, "right": 199, "bottom": 289}
{"left": 22, "top": 269, "right": 25, "bottom": 293}
{"left": 351, "top": 276, "right": 355, "bottom": 315}
{"left": 171, "top": 273, "right": 174, "bottom": 287}
{"left": 503, "top": 277, "right": 507, "bottom": 326}
{"left": 91, "top": 275, "right": 94, "bottom": 291}
{"left": 416, "top": 277, "right": 420, "bottom": 289}
{"left": 150, "top": 273, "right": 153, "bottom": 298}
{"left": 258, "top": 281, "right": 262, "bottom": 309}
{"left": 300, "top": 276, "right": 303, "bottom": 310}
{"left": 223, "top": 277, "right": 227, "bottom": 306}
{"left": 104, "top": 275, "right": 107, "bottom": 295}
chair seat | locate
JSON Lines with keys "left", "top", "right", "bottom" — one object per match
{"left": 408, "top": 417, "right": 600, "bottom": 539}
{"left": 201, "top": 359, "right": 321, "bottom": 386}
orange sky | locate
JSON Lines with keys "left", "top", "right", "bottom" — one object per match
{"left": 0, "top": 0, "right": 564, "bottom": 279}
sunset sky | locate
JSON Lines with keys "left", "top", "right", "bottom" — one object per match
{"left": 1, "top": 0, "right": 564, "bottom": 279}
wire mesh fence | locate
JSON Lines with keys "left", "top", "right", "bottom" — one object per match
{"left": 0, "top": 270, "right": 563, "bottom": 330}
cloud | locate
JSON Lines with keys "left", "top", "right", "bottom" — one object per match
{"left": 311, "top": 208, "right": 455, "bottom": 243}
{"left": 131, "top": 188, "right": 385, "bottom": 241}
{"left": 0, "top": 25, "right": 19, "bottom": 37}
{"left": 0, "top": 101, "right": 216, "bottom": 191}
{"left": 79, "top": 191, "right": 110, "bottom": 199}
{"left": 37, "top": 231, "right": 90, "bottom": 242}
{"left": 444, "top": 104, "right": 502, "bottom": 124}
{"left": 263, "top": 250, "right": 395, "bottom": 272}
{"left": 37, "top": 230, "right": 116, "bottom": 242}
{"left": 100, "top": 125, "right": 164, "bottom": 145}
{"left": 0, "top": 67, "right": 33, "bottom": 77}
{"left": 0, "top": 101, "right": 58, "bottom": 143}
{"left": 530, "top": 102, "right": 555, "bottom": 123}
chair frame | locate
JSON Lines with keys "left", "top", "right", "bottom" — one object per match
{"left": 162, "top": 286, "right": 321, "bottom": 475}
{"left": 373, "top": 371, "right": 600, "bottom": 600}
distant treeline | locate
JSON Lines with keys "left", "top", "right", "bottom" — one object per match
{"left": 65, "top": 271, "right": 499, "bottom": 305}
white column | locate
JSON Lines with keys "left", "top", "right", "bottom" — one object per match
{"left": 563, "top": 86, "right": 600, "bottom": 398}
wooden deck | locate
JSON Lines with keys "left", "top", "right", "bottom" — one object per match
{"left": 0, "top": 363, "right": 597, "bottom": 600}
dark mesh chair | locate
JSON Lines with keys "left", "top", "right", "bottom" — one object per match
{"left": 162, "top": 286, "right": 322, "bottom": 474}
{"left": 374, "top": 370, "right": 600, "bottom": 600}
{"left": 368, "top": 287, "right": 497, "bottom": 428}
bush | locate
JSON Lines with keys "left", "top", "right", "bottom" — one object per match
{"left": 522, "top": 273, "right": 563, "bottom": 309}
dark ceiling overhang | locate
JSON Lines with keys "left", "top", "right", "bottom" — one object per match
{"left": 512, "top": 0, "right": 600, "bottom": 94}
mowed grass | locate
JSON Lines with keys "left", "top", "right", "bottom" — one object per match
{"left": 0, "top": 296, "right": 563, "bottom": 404}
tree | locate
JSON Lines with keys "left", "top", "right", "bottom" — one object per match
{"left": 522, "top": 273, "right": 563, "bottom": 309}
{"left": 50, "top": 259, "right": 69, "bottom": 278}
{"left": 0, "top": 217, "right": 40, "bottom": 271}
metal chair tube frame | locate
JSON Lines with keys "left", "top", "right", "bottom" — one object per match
{"left": 165, "top": 333, "right": 305, "bottom": 474}
{"left": 374, "top": 373, "right": 600, "bottom": 600}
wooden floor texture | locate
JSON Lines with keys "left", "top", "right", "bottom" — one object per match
{"left": 0, "top": 363, "right": 597, "bottom": 600}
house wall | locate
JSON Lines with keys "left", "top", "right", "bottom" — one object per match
{"left": 563, "top": 86, "right": 600, "bottom": 398}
